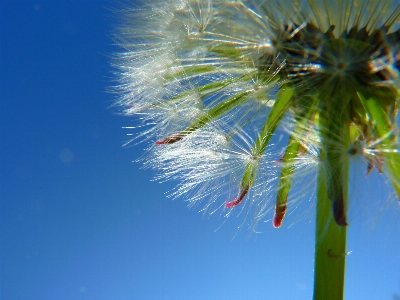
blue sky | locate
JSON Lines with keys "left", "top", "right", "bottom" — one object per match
{"left": 1, "top": 1, "right": 399, "bottom": 300}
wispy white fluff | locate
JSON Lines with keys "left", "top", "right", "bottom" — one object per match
{"left": 113, "top": 0, "right": 400, "bottom": 230}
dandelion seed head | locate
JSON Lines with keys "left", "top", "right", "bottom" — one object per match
{"left": 113, "top": 0, "right": 400, "bottom": 230}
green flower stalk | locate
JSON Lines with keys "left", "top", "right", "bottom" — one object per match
{"left": 112, "top": 1, "right": 399, "bottom": 299}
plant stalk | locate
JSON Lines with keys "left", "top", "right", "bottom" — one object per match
{"left": 313, "top": 171, "right": 348, "bottom": 300}
{"left": 313, "top": 98, "right": 350, "bottom": 300}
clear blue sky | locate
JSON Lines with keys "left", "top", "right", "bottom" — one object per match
{"left": 1, "top": 1, "right": 399, "bottom": 300}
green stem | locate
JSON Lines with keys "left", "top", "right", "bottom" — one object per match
{"left": 313, "top": 100, "right": 350, "bottom": 300}
{"left": 313, "top": 169, "right": 348, "bottom": 300}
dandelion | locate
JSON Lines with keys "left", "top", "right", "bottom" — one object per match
{"left": 112, "top": 1, "right": 400, "bottom": 299}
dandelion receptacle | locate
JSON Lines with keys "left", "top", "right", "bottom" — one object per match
{"left": 112, "top": 1, "right": 399, "bottom": 299}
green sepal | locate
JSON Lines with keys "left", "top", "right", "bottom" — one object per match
{"left": 164, "top": 65, "right": 219, "bottom": 81}
{"left": 240, "top": 160, "right": 258, "bottom": 191}
{"left": 178, "top": 90, "right": 251, "bottom": 136}
{"left": 253, "top": 86, "right": 294, "bottom": 156}
{"left": 274, "top": 95, "right": 319, "bottom": 226}
{"left": 357, "top": 92, "right": 400, "bottom": 198}
{"left": 210, "top": 44, "right": 245, "bottom": 60}
{"left": 238, "top": 86, "right": 294, "bottom": 203}
{"left": 164, "top": 75, "right": 252, "bottom": 106}
{"left": 273, "top": 136, "right": 301, "bottom": 227}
